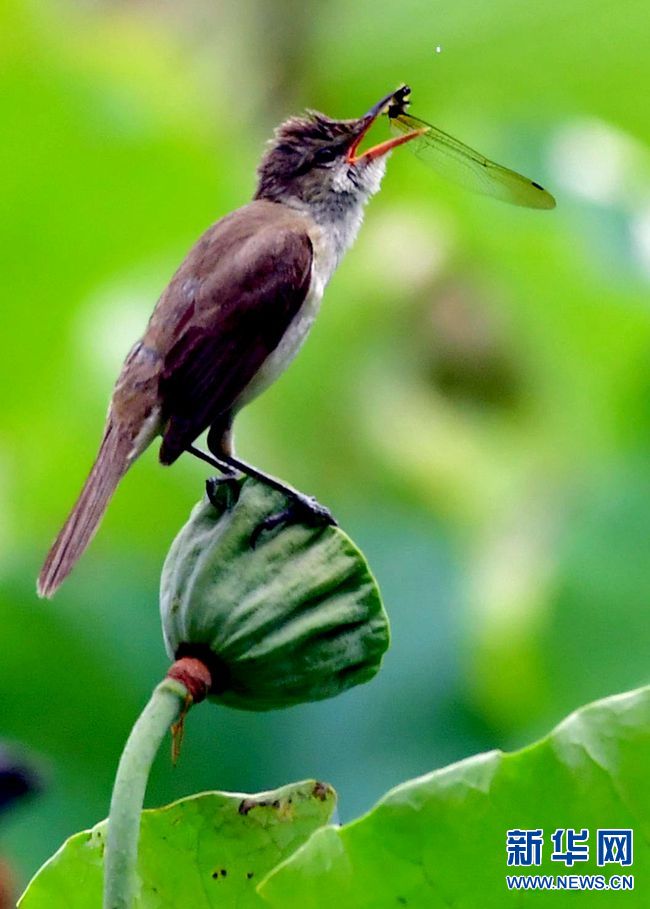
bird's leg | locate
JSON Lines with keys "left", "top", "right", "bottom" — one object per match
{"left": 220, "top": 454, "right": 337, "bottom": 545}
{"left": 187, "top": 444, "right": 235, "bottom": 473}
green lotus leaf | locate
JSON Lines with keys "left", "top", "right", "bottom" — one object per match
{"left": 260, "top": 686, "right": 650, "bottom": 907}
{"left": 19, "top": 779, "right": 335, "bottom": 909}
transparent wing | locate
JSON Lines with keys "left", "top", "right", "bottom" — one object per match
{"left": 390, "top": 112, "right": 556, "bottom": 209}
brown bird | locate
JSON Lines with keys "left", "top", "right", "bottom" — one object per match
{"left": 38, "top": 88, "right": 424, "bottom": 598}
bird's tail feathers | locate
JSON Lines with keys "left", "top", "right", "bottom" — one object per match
{"left": 37, "top": 421, "right": 133, "bottom": 599}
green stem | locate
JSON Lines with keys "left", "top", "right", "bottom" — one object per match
{"left": 103, "top": 677, "right": 188, "bottom": 909}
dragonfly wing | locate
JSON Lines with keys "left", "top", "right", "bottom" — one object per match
{"left": 390, "top": 113, "right": 555, "bottom": 209}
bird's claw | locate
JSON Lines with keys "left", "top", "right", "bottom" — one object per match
{"left": 293, "top": 494, "right": 337, "bottom": 527}
{"left": 206, "top": 474, "right": 240, "bottom": 511}
{"left": 251, "top": 494, "right": 337, "bottom": 547}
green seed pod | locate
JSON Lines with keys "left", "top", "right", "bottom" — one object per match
{"left": 160, "top": 477, "right": 389, "bottom": 711}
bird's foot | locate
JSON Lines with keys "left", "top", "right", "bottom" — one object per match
{"left": 206, "top": 474, "right": 240, "bottom": 511}
{"left": 251, "top": 492, "right": 337, "bottom": 547}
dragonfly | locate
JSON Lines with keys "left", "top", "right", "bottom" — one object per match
{"left": 386, "top": 85, "right": 555, "bottom": 209}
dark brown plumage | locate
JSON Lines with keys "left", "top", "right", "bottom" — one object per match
{"left": 154, "top": 203, "right": 314, "bottom": 463}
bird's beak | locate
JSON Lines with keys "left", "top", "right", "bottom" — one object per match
{"left": 346, "top": 89, "right": 426, "bottom": 165}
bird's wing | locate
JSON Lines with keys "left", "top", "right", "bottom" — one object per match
{"left": 153, "top": 207, "right": 313, "bottom": 464}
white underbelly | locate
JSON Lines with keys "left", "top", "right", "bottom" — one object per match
{"left": 233, "top": 269, "right": 325, "bottom": 410}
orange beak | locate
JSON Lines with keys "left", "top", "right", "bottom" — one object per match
{"left": 346, "top": 89, "right": 426, "bottom": 165}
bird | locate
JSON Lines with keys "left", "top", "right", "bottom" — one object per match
{"left": 37, "top": 88, "right": 425, "bottom": 598}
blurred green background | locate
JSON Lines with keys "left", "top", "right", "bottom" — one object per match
{"left": 2, "top": 0, "right": 650, "bottom": 891}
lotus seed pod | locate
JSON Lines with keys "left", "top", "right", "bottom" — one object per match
{"left": 160, "top": 477, "right": 389, "bottom": 710}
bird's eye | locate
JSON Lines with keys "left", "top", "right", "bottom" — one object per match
{"left": 314, "top": 147, "right": 337, "bottom": 166}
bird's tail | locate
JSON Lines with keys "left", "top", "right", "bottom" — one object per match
{"left": 37, "top": 420, "right": 133, "bottom": 599}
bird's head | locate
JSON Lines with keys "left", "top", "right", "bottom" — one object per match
{"left": 254, "top": 89, "right": 424, "bottom": 214}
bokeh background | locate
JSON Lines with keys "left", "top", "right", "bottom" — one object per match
{"left": 3, "top": 0, "right": 650, "bottom": 892}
